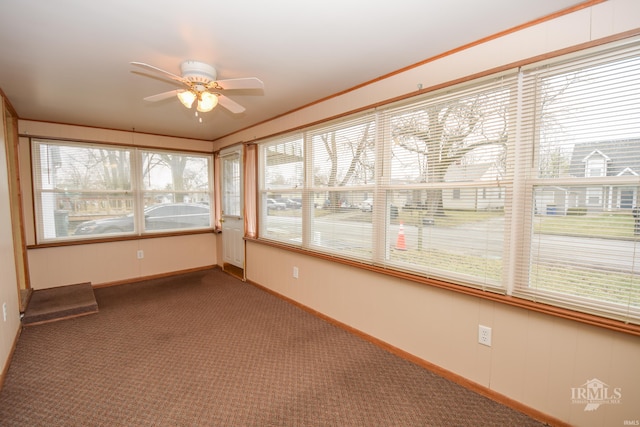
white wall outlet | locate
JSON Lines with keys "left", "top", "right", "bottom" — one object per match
{"left": 478, "top": 325, "right": 492, "bottom": 346}
{"left": 293, "top": 266, "right": 299, "bottom": 279}
{"left": 137, "top": 250, "right": 144, "bottom": 259}
{"left": 2, "top": 302, "right": 7, "bottom": 322}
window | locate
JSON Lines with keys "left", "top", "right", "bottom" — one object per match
{"left": 257, "top": 38, "right": 640, "bottom": 325}
{"left": 516, "top": 39, "right": 640, "bottom": 323}
{"left": 308, "top": 115, "right": 376, "bottom": 260}
{"left": 32, "top": 141, "right": 212, "bottom": 242}
{"left": 259, "top": 135, "right": 304, "bottom": 245}
{"left": 221, "top": 152, "right": 242, "bottom": 217}
{"left": 380, "top": 75, "right": 514, "bottom": 289}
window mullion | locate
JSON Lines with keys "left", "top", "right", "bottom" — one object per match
{"left": 131, "top": 148, "right": 144, "bottom": 234}
{"left": 506, "top": 71, "right": 533, "bottom": 296}
{"left": 374, "top": 110, "right": 391, "bottom": 265}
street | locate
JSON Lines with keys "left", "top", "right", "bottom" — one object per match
{"left": 266, "top": 215, "right": 640, "bottom": 274}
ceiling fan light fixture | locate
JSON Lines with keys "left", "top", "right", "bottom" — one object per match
{"left": 197, "top": 91, "right": 218, "bottom": 112}
{"left": 132, "top": 61, "right": 262, "bottom": 114}
{"left": 177, "top": 90, "right": 196, "bottom": 108}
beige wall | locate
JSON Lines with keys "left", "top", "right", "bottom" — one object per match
{"left": 27, "top": 234, "right": 217, "bottom": 289}
{"left": 18, "top": 121, "right": 218, "bottom": 289}
{"left": 231, "top": 2, "right": 640, "bottom": 426}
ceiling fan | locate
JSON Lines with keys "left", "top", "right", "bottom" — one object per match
{"left": 131, "top": 60, "right": 263, "bottom": 114}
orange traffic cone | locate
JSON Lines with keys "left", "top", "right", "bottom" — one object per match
{"left": 395, "top": 221, "right": 407, "bottom": 250}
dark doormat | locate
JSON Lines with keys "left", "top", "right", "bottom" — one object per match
{"left": 22, "top": 282, "right": 98, "bottom": 326}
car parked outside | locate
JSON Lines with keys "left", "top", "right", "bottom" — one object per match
{"left": 360, "top": 199, "right": 374, "bottom": 212}
{"left": 282, "top": 198, "right": 301, "bottom": 209}
{"left": 267, "top": 198, "right": 286, "bottom": 210}
{"left": 74, "top": 203, "right": 210, "bottom": 235}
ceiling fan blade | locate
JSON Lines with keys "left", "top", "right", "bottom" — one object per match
{"left": 143, "top": 89, "right": 181, "bottom": 102}
{"left": 214, "top": 77, "right": 264, "bottom": 91}
{"left": 216, "top": 94, "right": 246, "bottom": 114}
{"left": 131, "top": 62, "right": 186, "bottom": 84}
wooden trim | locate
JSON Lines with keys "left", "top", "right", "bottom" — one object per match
{"left": 17, "top": 119, "right": 213, "bottom": 145}
{"left": 26, "top": 228, "right": 216, "bottom": 250}
{"left": 4, "top": 96, "right": 32, "bottom": 310}
{"left": 247, "top": 278, "right": 570, "bottom": 427}
{"left": 246, "top": 237, "right": 640, "bottom": 337}
{"left": 0, "top": 88, "right": 18, "bottom": 118}
{"left": 0, "top": 324, "right": 22, "bottom": 391}
{"left": 214, "top": 0, "right": 606, "bottom": 143}
{"left": 21, "top": 132, "right": 213, "bottom": 155}
{"left": 91, "top": 265, "right": 217, "bottom": 289}
{"left": 21, "top": 311, "right": 97, "bottom": 327}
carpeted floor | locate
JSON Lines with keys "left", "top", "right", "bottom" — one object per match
{"left": 0, "top": 268, "right": 549, "bottom": 426}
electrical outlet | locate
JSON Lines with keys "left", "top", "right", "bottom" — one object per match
{"left": 2, "top": 302, "right": 7, "bottom": 322}
{"left": 478, "top": 325, "right": 492, "bottom": 346}
{"left": 293, "top": 266, "right": 299, "bottom": 279}
{"left": 137, "top": 250, "right": 144, "bottom": 259}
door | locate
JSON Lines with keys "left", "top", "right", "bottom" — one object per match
{"left": 220, "top": 148, "right": 245, "bottom": 277}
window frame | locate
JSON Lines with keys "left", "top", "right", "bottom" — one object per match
{"left": 31, "top": 139, "right": 214, "bottom": 243}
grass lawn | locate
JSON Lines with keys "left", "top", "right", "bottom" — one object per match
{"left": 534, "top": 211, "right": 637, "bottom": 239}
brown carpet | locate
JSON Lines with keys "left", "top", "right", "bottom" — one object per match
{"left": 21, "top": 282, "right": 98, "bottom": 326}
{"left": 0, "top": 269, "right": 549, "bottom": 426}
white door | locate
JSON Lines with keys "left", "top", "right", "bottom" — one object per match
{"left": 220, "top": 148, "right": 244, "bottom": 271}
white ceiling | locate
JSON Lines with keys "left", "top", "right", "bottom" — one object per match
{"left": 0, "top": 0, "right": 588, "bottom": 142}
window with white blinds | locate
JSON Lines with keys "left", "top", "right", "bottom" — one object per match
{"left": 256, "top": 37, "right": 640, "bottom": 325}
{"left": 32, "top": 140, "right": 213, "bottom": 242}
{"left": 259, "top": 135, "right": 304, "bottom": 245}
{"left": 308, "top": 114, "right": 376, "bottom": 260}
{"left": 379, "top": 74, "right": 516, "bottom": 290}
{"left": 514, "top": 39, "right": 640, "bottom": 323}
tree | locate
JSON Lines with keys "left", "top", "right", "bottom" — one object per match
{"left": 537, "top": 73, "right": 581, "bottom": 178}
{"left": 142, "top": 153, "right": 208, "bottom": 203}
{"left": 315, "top": 121, "right": 375, "bottom": 209}
{"left": 392, "top": 90, "right": 509, "bottom": 217}
{"left": 95, "top": 149, "right": 130, "bottom": 190}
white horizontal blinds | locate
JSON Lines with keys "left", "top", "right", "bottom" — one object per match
{"left": 141, "top": 151, "right": 211, "bottom": 204}
{"left": 308, "top": 114, "right": 376, "bottom": 260}
{"left": 516, "top": 39, "right": 640, "bottom": 323}
{"left": 310, "top": 113, "right": 376, "bottom": 188}
{"left": 32, "top": 140, "right": 132, "bottom": 242}
{"left": 140, "top": 150, "right": 212, "bottom": 231}
{"left": 380, "top": 75, "right": 516, "bottom": 290}
{"left": 31, "top": 140, "right": 214, "bottom": 241}
{"left": 259, "top": 134, "right": 304, "bottom": 245}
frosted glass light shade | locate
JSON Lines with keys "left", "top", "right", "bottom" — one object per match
{"left": 197, "top": 92, "right": 218, "bottom": 112}
{"left": 177, "top": 90, "right": 196, "bottom": 108}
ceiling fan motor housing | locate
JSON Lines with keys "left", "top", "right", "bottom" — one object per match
{"left": 180, "top": 60, "right": 217, "bottom": 84}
